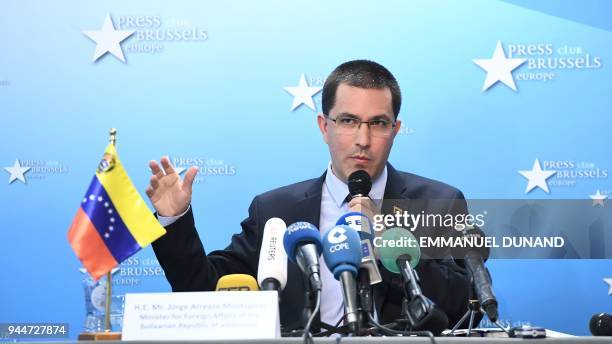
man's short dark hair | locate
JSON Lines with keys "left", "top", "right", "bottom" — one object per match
{"left": 322, "top": 60, "right": 401, "bottom": 119}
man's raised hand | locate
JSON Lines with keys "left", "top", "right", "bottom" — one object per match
{"left": 146, "top": 156, "right": 198, "bottom": 217}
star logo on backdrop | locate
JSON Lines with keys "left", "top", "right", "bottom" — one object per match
{"left": 82, "top": 13, "right": 135, "bottom": 63}
{"left": 604, "top": 278, "right": 612, "bottom": 295}
{"left": 590, "top": 190, "right": 608, "bottom": 207}
{"left": 518, "top": 159, "right": 557, "bottom": 193}
{"left": 473, "top": 41, "right": 526, "bottom": 92}
{"left": 4, "top": 159, "right": 31, "bottom": 184}
{"left": 283, "top": 74, "right": 322, "bottom": 111}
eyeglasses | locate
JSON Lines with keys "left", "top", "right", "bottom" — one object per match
{"left": 325, "top": 114, "right": 397, "bottom": 138}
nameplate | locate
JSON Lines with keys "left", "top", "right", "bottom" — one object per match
{"left": 121, "top": 291, "right": 280, "bottom": 340}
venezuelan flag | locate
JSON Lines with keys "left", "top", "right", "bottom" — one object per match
{"left": 68, "top": 144, "right": 166, "bottom": 280}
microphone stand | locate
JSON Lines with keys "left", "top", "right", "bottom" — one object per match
{"left": 339, "top": 272, "right": 361, "bottom": 336}
{"left": 302, "top": 277, "right": 316, "bottom": 330}
{"left": 449, "top": 299, "right": 480, "bottom": 335}
{"left": 356, "top": 268, "right": 373, "bottom": 336}
{"left": 448, "top": 299, "right": 509, "bottom": 336}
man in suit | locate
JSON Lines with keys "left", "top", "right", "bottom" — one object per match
{"left": 147, "top": 60, "right": 476, "bottom": 333}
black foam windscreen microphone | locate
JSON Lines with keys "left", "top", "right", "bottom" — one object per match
{"left": 348, "top": 170, "right": 372, "bottom": 199}
{"left": 451, "top": 226, "right": 490, "bottom": 265}
{"left": 590, "top": 313, "right": 612, "bottom": 336}
{"left": 451, "top": 226, "right": 498, "bottom": 322}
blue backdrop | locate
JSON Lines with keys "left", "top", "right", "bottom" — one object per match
{"left": 1, "top": 0, "right": 611, "bottom": 337}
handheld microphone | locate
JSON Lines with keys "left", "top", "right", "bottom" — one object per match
{"left": 215, "top": 274, "right": 259, "bottom": 291}
{"left": 590, "top": 313, "right": 612, "bottom": 336}
{"left": 257, "top": 218, "right": 288, "bottom": 292}
{"left": 283, "top": 222, "right": 322, "bottom": 292}
{"left": 337, "top": 212, "right": 382, "bottom": 286}
{"left": 380, "top": 228, "right": 449, "bottom": 335}
{"left": 348, "top": 170, "right": 372, "bottom": 199}
{"left": 451, "top": 226, "right": 498, "bottom": 322}
{"left": 321, "top": 225, "right": 363, "bottom": 335}
{"left": 345, "top": 170, "right": 382, "bottom": 315}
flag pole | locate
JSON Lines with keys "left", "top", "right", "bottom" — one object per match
{"left": 104, "top": 128, "right": 117, "bottom": 332}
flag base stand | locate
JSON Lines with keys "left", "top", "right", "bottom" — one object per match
{"left": 78, "top": 332, "right": 121, "bottom": 341}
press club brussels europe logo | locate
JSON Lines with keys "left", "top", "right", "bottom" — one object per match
{"left": 171, "top": 156, "right": 237, "bottom": 186}
{"left": 518, "top": 158, "right": 608, "bottom": 197}
{"left": 83, "top": 13, "right": 208, "bottom": 63}
{"left": 4, "top": 159, "right": 69, "bottom": 185}
{"left": 507, "top": 42, "right": 602, "bottom": 83}
{"left": 474, "top": 41, "right": 602, "bottom": 91}
{"left": 115, "top": 257, "right": 166, "bottom": 287}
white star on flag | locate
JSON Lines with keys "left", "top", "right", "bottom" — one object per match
{"left": 83, "top": 193, "right": 118, "bottom": 240}
{"left": 82, "top": 13, "right": 135, "bottom": 63}
{"left": 284, "top": 74, "right": 322, "bottom": 111}
{"left": 473, "top": 41, "right": 526, "bottom": 91}
{"left": 518, "top": 159, "right": 557, "bottom": 193}
{"left": 590, "top": 190, "right": 608, "bottom": 207}
{"left": 604, "top": 278, "right": 612, "bottom": 295}
{"left": 4, "top": 159, "right": 31, "bottom": 184}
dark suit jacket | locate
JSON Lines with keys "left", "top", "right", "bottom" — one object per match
{"left": 152, "top": 164, "right": 478, "bottom": 332}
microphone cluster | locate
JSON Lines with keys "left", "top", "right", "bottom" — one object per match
{"left": 215, "top": 170, "right": 501, "bottom": 339}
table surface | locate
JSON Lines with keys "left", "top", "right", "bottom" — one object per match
{"left": 24, "top": 337, "right": 612, "bottom": 344}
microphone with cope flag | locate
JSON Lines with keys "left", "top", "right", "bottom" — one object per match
{"left": 379, "top": 228, "right": 449, "bottom": 336}
{"left": 321, "top": 225, "right": 363, "bottom": 336}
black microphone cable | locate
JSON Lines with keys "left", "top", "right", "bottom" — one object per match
{"left": 312, "top": 313, "right": 352, "bottom": 337}
{"left": 366, "top": 313, "right": 436, "bottom": 344}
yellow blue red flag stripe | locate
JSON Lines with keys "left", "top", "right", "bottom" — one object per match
{"left": 68, "top": 143, "right": 166, "bottom": 280}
